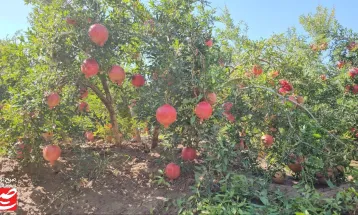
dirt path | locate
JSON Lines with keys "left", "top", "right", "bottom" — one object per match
{"left": 0, "top": 140, "right": 193, "bottom": 215}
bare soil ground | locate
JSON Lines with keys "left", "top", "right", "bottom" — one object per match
{"left": 0, "top": 138, "right": 194, "bottom": 215}
{"left": 0, "top": 138, "right": 354, "bottom": 215}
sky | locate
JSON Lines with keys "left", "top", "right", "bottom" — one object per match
{"left": 0, "top": 0, "right": 357, "bottom": 40}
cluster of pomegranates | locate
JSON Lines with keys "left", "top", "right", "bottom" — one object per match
{"left": 165, "top": 147, "right": 197, "bottom": 180}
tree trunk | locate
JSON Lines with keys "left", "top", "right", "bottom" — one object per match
{"left": 107, "top": 104, "right": 122, "bottom": 146}
{"left": 151, "top": 125, "right": 160, "bottom": 149}
{"left": 84, "top": 77, "right": 122, "bottom": 146}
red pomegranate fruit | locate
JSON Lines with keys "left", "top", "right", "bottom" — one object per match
{"left": 352, "top": 85, "right": 358, "bottom": 94}
{"left": 261, "top": 134, "right": 274, "bottom": 147}
{"left": 47, "top": 92, "right": 60, "bottom": 109}
{"left": 156, "top": 104, "right": 177, "bottom": 128}
{"left": 109, "top": 65, "right": 126, "bottom": 85}
{"left": 79, "top": 102, "right": 90, "bottom": 112}
{"left": 131, "top": 74, "right": 145, "bottom": 87}
{"left": 223, "top": 112, "right": 235, "bottom": 122}
{"left": 88, "top": 24, "right": 109, "bottom": 47}
{"left": 79, "top": 88, "right": 88, "bottom": 99}
{"left": 43, "top": 145, "right": 61, "bottom": 166}
{"left": 222, "top": 102, "right": 233, "bottom": 112}
{"left": 320, "top": 74, "right": 327, "bottom": 81}
{"left": 252, "top": 65, "right": 263, "bottom": 76}
{"left": 81, "top": 58, "right": 99, "bottom": 78}
{"left": 85, "top": 132, "right": 94, "bottom": 142}
{"left": 181, "top": 147, "right": 197, "bottom": 161}
{"left": 205, "top": 39, "right": 213, "bottom": 47}
{"left": 165, "top": 163, "right": 180, "bottom": 180}
{"left": 195, "top": 101, "right": 213, "bottom": 122}
{"left": 349, "top": 68, "right": 358, "bottom": 78}
{"left": 206, "top": 92, "right": 217, "bottom": 105}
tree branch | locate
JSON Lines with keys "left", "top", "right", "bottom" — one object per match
{"left": 238, "top": 85, "right": 346, "bottom": 146}
{"left": 82, "top": 79, "right": 109, "bottom": 105}
{"left": 99, "top": 75, "right": 112, "bottom": 102}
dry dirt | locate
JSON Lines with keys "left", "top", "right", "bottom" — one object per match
{"left": 0, "top": 138, "right": 194, "bottom": 215}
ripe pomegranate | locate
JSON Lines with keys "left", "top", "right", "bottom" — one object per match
{"left": 109, "top": 65, "right": 126, "bottom": 85}
{"left": 43, "top": 145, "right": 61, "bottom": 166}
{"left": 206, "top": 92, "right": 217, "bottom": 105}
{"left": 156, "top": 104, "right": 177, "bottom": 128}
{"left": 320, "top": 74, "right": 327, "bottom": 81}
{"left": 79, "top": 102, "right": 90, "bottom": 112}
{"left": 222, "top": 102, "right": 233, "bottom": 112}
{"left": 252, "top": 65, "right": 263, "bottom": 76}
{"left": 270, "top": 70, "right": 279, "bottom": 78}
{"left": 66, "top": 17, "right": 76, "bottom": 25}
{"left": 272, "top": 171, "right": 285, "bottom": 184}
{"left": 288, "top": 154, "right": 304, "bottom": 173}
{"left": 81, "top": 58, "right": 99, "bottom": 78}
{"left": 337, "top": 61, "right": 345, "bottom": 69}
{"left": 85, "top": 131, "right": 94, "bottom": 142}
{"left": 348, "top": 68, "right": 358, "bottom": 78}
{"left": 165, "top": 163, "right": 180, "bottom": 180}
{"left": 205, "top": 39, "right": 213, "bottom": 47}
{"left": 47, "top": 92, "right": 60, "bottom": 109}
{"left": 261, "top": 134, "right": 274, "bottom": 147}
{"left": 131, "top": 74, "right": 145, "bottom": 87}
{"left": 181, "top": 147, "right": 197, "bottom": 161}
{"left": 88, "top": 24, "right": 109, "bottom": 46}
{"left": 223, "top": 112, "right": 235, "bottom": 122}
{"left": 278, "top": 80, "right": 293, "bottom": 95}
{"left": 195, "top": 101, "right": 213, "bottom": 122}
{"left": 79, "top": 88, "right": 88, "bottom": 99}
{"left": 352, "top": 85, "right": 358, "bottom": 94}
{"left": 278, "top": 88, "right": 287, "bottom": 95}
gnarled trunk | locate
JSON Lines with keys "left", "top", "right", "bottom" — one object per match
{"left": 151, "top": 125, "right": 160, "bottom": 149}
